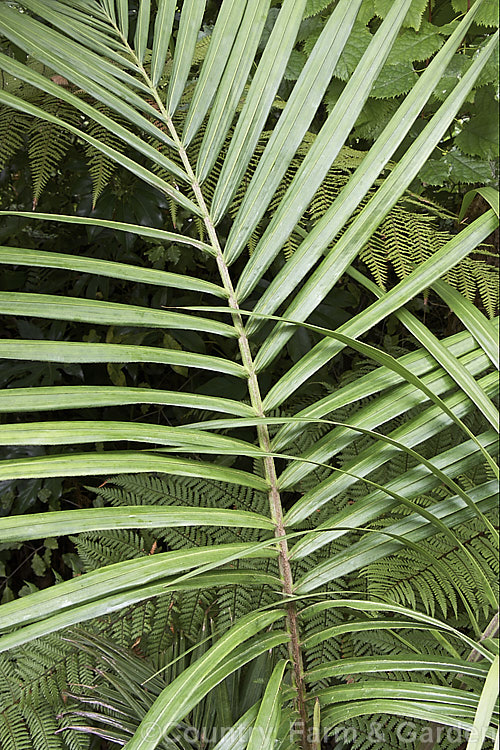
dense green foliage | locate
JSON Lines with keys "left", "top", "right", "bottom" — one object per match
{"left": 0, "top": 0, "right": 498, "bottom": 749}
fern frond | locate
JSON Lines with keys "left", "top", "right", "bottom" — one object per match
{"left": 361, "top": 514, "right": 499, "bottom": 618}
{"left": 83, "top": 101, "right": 124, "bottom": 207}
{"left": 28, "top": 95, "right": 80, "bottom": 206}
{"left": 0, "top": 105, "right": 31, "bottom": 166}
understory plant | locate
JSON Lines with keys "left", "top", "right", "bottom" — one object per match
{"left": 0, "top": 0, "right": 498, "bottom": 748}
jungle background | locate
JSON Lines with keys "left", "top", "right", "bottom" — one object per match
{"left": 0, "top": 0, "right": 498, "bottom": 747}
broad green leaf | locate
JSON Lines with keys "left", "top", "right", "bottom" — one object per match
{"left": 374, "top": 0, "right": 429, "bottom": 30}
{"left": 385, "top": 20, "right": 443, "bottom": 64}
{"left": 223, "top": 0, "right": 362, "bottom": 263}
{"left": 455, "top": 102, "right": 500, "bottom": 161}
{"left": 234, "top": 0, "right": 413, "bottom": 295}
{"left": 0, "top": 340, "right": 246, "bottom": 377}
{"left": 166, "top": 0, "right": 206, "bottom": 114}
{"left": 182, "top": 0, "right": 247, "bottom": 145}
{"left": 0, "top": 452, "right": 267, "bottom": 490}
{"left": 0, "top": 293, "right": 237, "bottom": 337}
{"left": 329, "top": 19, "right": 372, "bottom": 81}
{"left": 294, "top": 480, "right": 497, "bottom": 593}
{"left": 303, "top": 0, "right": 333, "bottom": 17}
{"left": 444, "top": 148, "right": 494, "bottom": 184}
{"left": 0, "top": 385, "right": 255, "bottom": 417}
{"left": 370, "top": 60, "right": 417, "bottom": 98}
{"left": 247, "top": 660, "right": 288, "bottom": 750}
{"left": 452, "top": 0, "right": 499, "bottom": 27}
{"left": 0, "top": 505, "right": 274, "bottom": 543}
{"left": 210, "top": 0, "right": 308, "bottom": 223}
{"left": 126, "top": 610, "right": 285, "bottom": 750}
{"left": 0, "top": 90, "right": 200, "bottom": 215}
{"left": 467, "top": 656, "right": 500, "bottom": 750}
{"left": 196, "top": 0, "right": 271, "bottom": 182}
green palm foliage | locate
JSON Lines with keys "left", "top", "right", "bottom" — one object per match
{"left": 0, "top": 1, "right": 498, "bottom": 748}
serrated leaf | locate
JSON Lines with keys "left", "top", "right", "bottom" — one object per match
{"left": 418, "top": 156, "right": 452, "bottom": 186}
{"left": 357, "top": 0, "right": 376, "bottom": 25}
{"left": 455, "top": 91, "right": 500, "bottom": 160}
{"left": 284, "top": 49, "right": 306, "bottom": 80}
{"left": 353, "top": 97, "right": 400, "bottom": 140}
{"left": 296, "top": 15, "right": 324, "bottom": 42}
{"left": 433, "top": 54, "right": 473, "bottom": 102}
{"left": 371, "top": 61, "right": 418, "bottom": 99}
{"left": 452, "top": 0, "right": 499, "bottom": 26}
{"left": 332, "top": 21, "right": 372, "bottom": 81}
{"left": 386, "top": 21, "right": 444, "bottom": 64}
{"left": 375, "top": 0, "right": 428, "bottom": 30}
{"left": 31, "top": 553, "right": 46, "bottom": 577}
{"left": 303, "top": 0, "right": 333, "bottom": 19}
{"left": 476, "top": 38, "right": 500, "bottom": 87}
{"left": 444, "top": 148, "right": 495, "bottom": 184}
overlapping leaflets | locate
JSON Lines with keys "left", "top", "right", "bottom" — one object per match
{"left": 0, "top": 1, "right": 497, "bottom": 748}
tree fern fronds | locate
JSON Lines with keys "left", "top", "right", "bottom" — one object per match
{"left": 0, "top": 705, "right": 32, "bottom": 750}
{"left": 21, "top": 703, "right": 60, "bottom": 750}
{"left": 27, "top": 95, "right": 80, "bottom": 206}
{"left": 361, "top": 514, "right": 499, "bottom": 619}
{"left": 84, "top": 101, "right": 124, "bottom": 206}
{"left": 359, "top": 206, "right": 500, "bottom": 314}
{"left": 0, "top": 635, "right": 95, "bottom": 750}
{"left": 0, "top": 105, "right": 31, "bottom": 166}
{"left": 74, "top": 529, "right": 150, "bottom": 571}
{"left": 446, "top": 256, "right": 500, "bottom": 318}
{"left": 94, "top": 473, "right": 269, "bottom": 516}
{"left": 139, "top": 596, "right": 176, "bottom": 665}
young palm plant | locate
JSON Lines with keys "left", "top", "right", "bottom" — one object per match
{"left": 0, "top": 1, "right": 498, "bottom": 748}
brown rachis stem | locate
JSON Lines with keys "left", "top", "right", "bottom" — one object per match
{"left": 114, "top": 30, "right": 311, "bottom": 747}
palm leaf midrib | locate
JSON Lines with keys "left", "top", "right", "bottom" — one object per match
{"left": 105, "top": 20, "right": 310, "bottom": 730}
